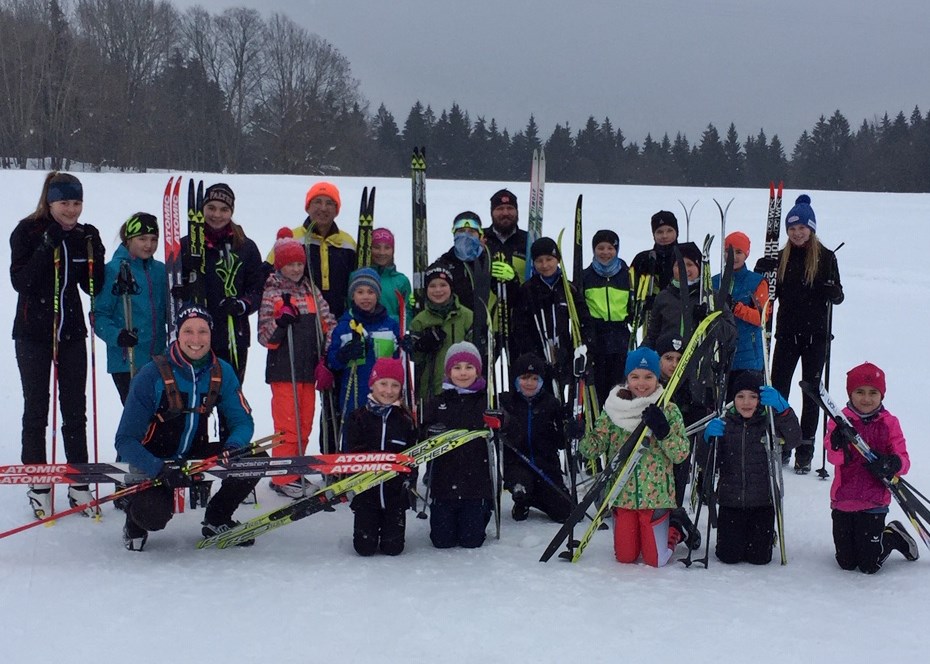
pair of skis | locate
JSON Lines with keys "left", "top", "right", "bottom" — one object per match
{"left": 198, "top": 428, "right": 490, "bottom": 549}
{"left": 524, "top": 148, "right": 546, "bottom": 281}
{"left": 163, "top": 177, "right": 205, "bottom": 343}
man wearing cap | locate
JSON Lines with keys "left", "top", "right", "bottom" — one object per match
{"left": 266, "top": 181, "right": 356, "bottom": 320}
{"left": 484, "top": 189, "right": 526, "bottom": 372}
{"left": 114, "top": 304, "right": 259, "bottom": 552}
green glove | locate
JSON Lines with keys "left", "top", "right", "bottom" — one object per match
{"left": 491, "top": 260, "right": 516, "bottom": 282}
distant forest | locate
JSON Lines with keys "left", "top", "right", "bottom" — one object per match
{"left": 2, "top": 0, "right": 929, "bottom": 192}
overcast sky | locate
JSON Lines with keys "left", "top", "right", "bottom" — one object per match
{"left": 173, "top": 0, "right": 930, "bottom": 148}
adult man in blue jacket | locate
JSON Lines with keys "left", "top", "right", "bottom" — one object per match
{"left": 115, "top": 304, "right": 258, "bottom": 551}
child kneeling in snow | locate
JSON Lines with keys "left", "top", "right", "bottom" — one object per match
{"left": 343, "top": 358, "right": 418, "bottom": 556}
{"left": 700, "top": 372, "right": 800, "bottom": 564}
{"left": 421, "top": 342, "right": 493, "bottom": 549}
{"left": 579, "top": 347, "right": 691, "bottom": 566}
{"left": 825, "top": 362, "right": 919, "bottom": 573}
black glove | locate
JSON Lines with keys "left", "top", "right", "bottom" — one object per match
{"left": 81, "top": 223, "right": 101, "bottom": 244}
{"left": 337, "top": 337, "right": 365, "bottom": 363}
{"left": 157, "top": 462, "right": 193, "bottom": 488}
{"left": 170, "top": 283, "right": 191, "bottom": 301}
{"left": 218, "top": 297, "right": 247, "bottom": 317}
{"left": 821, "top": 280, "right": 843, "bottom": 304}
{"left": 565, "top": 415, "right": 585, "bottom": 441}
{"left": 117, "top": 328, "right": 139, "bottom": 348}
{"left": 830, "top": 422, "right": 858, "bottom": 451}
{"left": 866, "top": 453, "right": 902, "bottom": 481}
{"left": 694, "top": 302, "right": 709, "bottom": 321}
{"left": 754, "top": 256, "right": 779, "bottom": 273}
{"left": 426, "top": 423, "right": 449, "bottom": 438}
{"left": 42, "top": 224, "right": 65, "bottom": 249}
{"left": 399, "top": 333, "right": 415, "bottom": 355}
{"left": 642, "top": 403, "right": 671, "bottom": 440}
{"left": 414, "top": 326, "right": 446, "bottom": 353}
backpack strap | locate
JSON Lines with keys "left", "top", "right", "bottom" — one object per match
{"left": 152, "top": 354, "right": 224, "bottom": 420}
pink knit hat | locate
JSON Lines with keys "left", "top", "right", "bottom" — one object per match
{"left": 444, "top": 341, "right": 483, "bottom": 377}
{"left": 369, "top": 357, "right": 405, "bottom": 387}
{"left": 274, "top": 227, "right": 306, "bottom": 270}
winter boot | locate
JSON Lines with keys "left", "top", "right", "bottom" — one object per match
{"left": 27, "top": 484, "right": 52, "bottom": 519}
{"left": 201, "top": 518, "right": 255, "bottom": 547}
{"left": 123, "top": 514, "right": 148, "bottom": 552}
{"left": 511, "top": 484, "right": 529, "bottom": 521}
{"left": 884, "top": 520, "right": 919, "bottom": 562}
{"left": 670, "top": 507, "right": 701, "bottom": 550}
{"left": 794, "top": 440, "right": 814, "bottom": 474}
{"left": 68, "top": 485, "right": 99, "bottom": 517}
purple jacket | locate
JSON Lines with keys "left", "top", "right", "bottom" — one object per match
{"left": 826, "top": 406, "right": 909, "bottom": 512}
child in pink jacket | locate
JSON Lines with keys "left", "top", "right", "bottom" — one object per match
{"left": 825, "top": 362, "right": 918, "bottom": 573}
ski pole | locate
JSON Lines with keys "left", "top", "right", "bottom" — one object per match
{"left": 817, "top": 241, "right": 845, "bottom": 480}
{"left": 282, "top": 293, "right": 306, "bottom": 497}
{"left": 87, "top": 236, "right": 100, "bottom": 508}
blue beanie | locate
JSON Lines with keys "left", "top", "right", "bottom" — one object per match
{"left": 785, "top": 194, "right": 816, "bottom": 233}
{"left": 348, "top": 267, "right": 382, "bottom": 299}
{"left": 625, "top": 347, "right": 660, "bottom": 378}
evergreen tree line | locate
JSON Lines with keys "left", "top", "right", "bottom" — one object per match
{"left": 2, "top": 1, "right": 929, "bottom": 192}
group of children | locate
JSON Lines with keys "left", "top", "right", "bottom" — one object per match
{"left": 17, "top": 172, "right": 918, "bottom": 572}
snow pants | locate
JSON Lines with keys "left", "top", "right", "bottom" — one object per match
{"left": 832, "top": 509, "right": 895, "bottom": 574}
{"left": 613, "top": 507, "right": 676, "bottom": 567}
{"left": 16, "top": 338, "right": 88, "bottom": 464}
{"left": 715, "top": 504, "right": 775, "bottom": 565}
{"left": 770, "top": 332, "right": 828, "bottom": 461}
{"left": 429, "top": 497, "right": 491, "bottom": 549}
{"left": 353, "top": 505, "right": 407, "bottom": 556}
{"left": 269, "top": 381, "right": 316, "bottom": 486}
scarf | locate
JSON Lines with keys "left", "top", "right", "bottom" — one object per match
{"left": 591, "top": 256, "right": 622, "bottom": 278}
{"left": 453, "top": 234, "right": 484, "bottom": 262}
{"left": 602, "top": 384, "right": 664, "bottom": 431}
{"left": 441, "top": 377, "right": 487, "bottom": 394}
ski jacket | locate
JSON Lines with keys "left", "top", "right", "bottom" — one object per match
{"left": 374, "top": 263, "right": 413, "bottom": 325}
{"left": 409, "top": 296, "right": 474, "bottom": 401}
{"left": 484, "top": 226, "right": 529, "bottom": 285}
{"left": 713, "top": 265, "right": 768, "bottom": 371}
{"left": 327, "top": 305, "right": 399, "bottom": 417}
{"left": 826, "top": 406, "right": 909, "bottom": 513}
{"left": 267, "top": 220, "right": 357, "bottom": 319}
{"left": 499, "top": 389, "right": 566, "bottom": 484}
{"left": 258, "top": 272, "right": 336, "bottom": 384}
{"left": 114, "top": 343, "right": 254, "bottom": 478}
{"left": 631, "top": 243, "right": 678, "bottom": 294}
{"left": 643, "top": 280, "right": 704, "bottom": 349}
{"left": 511, "top": 273, "right": 595, "bottom": 386}
{"left": 773, "top": 243, "right": 842, "bottom": 339}
{"left": 700, "top": 406, "right": 801, "bottom": 509}
{"left": 582, "top": 262, "right": 632, "bottom": 354}
{"left": 579, "top": 386, "right": 688, "bottom": 509}
{"left": 94, "top": 244, "right": 168, "bottom": 374}
{"left": 10, "top": 215, "right": 105, "bottom": 342}
{"left": 421, "top": 388, "right": 491, "bottom": 501}
{"left": 344, "top": 400, "right": 417, "bottom": 510}
{"left": 179, "top": 231, "right": 265, "bottom": 353}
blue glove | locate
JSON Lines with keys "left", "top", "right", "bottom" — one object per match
{"left": 703, "top": 417, "right": 726, "bottom": 441}
{"left": 759, "top": 385, "right": 790, "bottom": 413}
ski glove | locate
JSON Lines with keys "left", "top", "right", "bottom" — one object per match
{"left": 117, "top": 329, "right": 139, "bottom": 348}
{"left": 754, "top": 256, "right": 779, "bottom": 274}
{"left": 830, "top": 422, "right": 858, "bottom": 450}
{"left": 866, "top": 453, "right": 902, "bottom": 481}
{"left": 80, "top": 223, "right": 102, "bottom": 244}
{"left": 703, "top": 417, "right": 726, "bottom": 441}
{"left": 219, "top": 297, "right": 247, "bottom": 317}
{"left": 314, "top": 360, "right": 335, "bottom": 390}
{"left": 759, "top": 385, "right": 790, "bottom": 413}
{"left": 490, "top": 260, "right": 516, "bottom": 283}
{"left": 275, "top": 303, "right": 298, "bottom": 328}
{"left": 821, "top": 280, "right": 844, "bottom": 305}
{"left": 642, "top": 403, "right": 671, "bottom": 440}
{"left": 337, "top": 337, "right": 365, "bottom": 364}
{"left": 414, "top": 326, "right": 446, "bottom": 354}
{"left": 157, "top": 462, "right": 193, "bottom": 489}
{"left": 42, "top": 224, "right": 65, "bottom": 249}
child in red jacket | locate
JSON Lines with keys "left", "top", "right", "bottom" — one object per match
{"left": 825, "top": 362, "right": 919, "bottom": 573}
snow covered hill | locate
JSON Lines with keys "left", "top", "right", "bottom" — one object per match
{"left": 0, "top": 170, "right": 926, "bottom": 663}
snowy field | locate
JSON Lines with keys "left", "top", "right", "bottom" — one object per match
{"left": 0, "top": 169, "right": 926, "bottom": 663}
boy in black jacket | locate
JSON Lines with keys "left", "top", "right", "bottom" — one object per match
{"left": 500, "top": 353, "right": 571, "bottom": 523}
{"left": 344, "top": 358, "right": 418, "bottom": 556}
{"left": 700, "top": 371, "right": 801, "bottom": 565}
{"left": 421, "top": 342, "right": 492, "bottom": 549}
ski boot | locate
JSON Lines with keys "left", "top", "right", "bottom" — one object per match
{"left": 68, "top": 485, "right": 99, "bottom": 517}
{"left": 884, "top": 520, "right": 919, "bottom": 562}
{"left": 27, "top": 484, "right": 52, "bottom": 519}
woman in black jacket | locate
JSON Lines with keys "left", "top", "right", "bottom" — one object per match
{"left": 763, "top": 195, "right": 843, "bottom": 473}
{"left": 10, "top": 172, "right": 105, "bottom": 518}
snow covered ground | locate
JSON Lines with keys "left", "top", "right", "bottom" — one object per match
{"left": 0, "top": 170, "right": 926, "bottom": 663}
